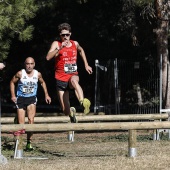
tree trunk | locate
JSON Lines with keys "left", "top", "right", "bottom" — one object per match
{"left": 136, "top": 84, "right": 143, "bottom": 106}
{"left": 155, "top": 0, "right": 170, "bottom": 109}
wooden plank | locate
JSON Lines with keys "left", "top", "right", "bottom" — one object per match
{"left": 1, "top": 114, "right": 168, "bottom": 124}
{"left": 2, "top": 121, "right": 170, "bottom": 133}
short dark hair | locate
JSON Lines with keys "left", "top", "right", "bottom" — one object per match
{"left": 58, "top": 23, "right": 71, "bottom": 33}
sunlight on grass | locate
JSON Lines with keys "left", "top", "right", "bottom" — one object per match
{"left": 0, "top": 132, "right": 170, "bottom": 170}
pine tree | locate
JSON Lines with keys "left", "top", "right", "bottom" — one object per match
{"left": 0, "top": 0, "right": 38, "bottom": 61}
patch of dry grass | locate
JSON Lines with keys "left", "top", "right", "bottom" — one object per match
{"left": 0, "top": 132, "right": 170, "bottom": 170}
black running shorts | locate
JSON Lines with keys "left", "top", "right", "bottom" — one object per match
{"left": 56, "top": 79, "right": 71, "bottom": 91}
{"left": 16, "top": 96, "right": 37, "bottom": 109}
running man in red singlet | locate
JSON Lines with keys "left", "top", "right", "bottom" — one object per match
{"left": 46, "top": 23, "right": 93, "bottom": 123}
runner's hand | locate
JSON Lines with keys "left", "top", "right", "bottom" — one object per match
{"left": 11, "top": 96, "right": 17, "bottom": 103}
{"left": 85, "top": 65, "right": 93, "bottom": 74}
{"left": 61, "top": 41, "right": 69, "bottom": 48}
{"left": 45, "top": 96, "right": 51, "bottom": 104}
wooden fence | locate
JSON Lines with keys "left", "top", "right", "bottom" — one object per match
{"left": 2, "top": 113, "right": 169, "bottom": 158}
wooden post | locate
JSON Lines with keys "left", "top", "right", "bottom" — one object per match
{"left": 13, "top": 129, "right": 25, "bottom": 159}
{"left": 128, "top": 130, "right": 137, "bottom": 157}
{"left": 14, "top": 135, "right": 23, "bottom": 159}
{"left": 155, "top": 119, "right": 160, "bottom": 140}
{"left": 153, "top": 129, "right": 157, "bottom": 140}
{"left": 168, "top": 113, "right": 170, "bottom": 139}
{"left": 153, "top": 120, "right": 158, "bottom": 140}
{"left": 68, "top": 131, "right": 74, "bottom": 142}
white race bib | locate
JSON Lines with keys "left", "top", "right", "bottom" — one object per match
{"left": 64, "top": 63, "right": 77, "bottom": 73}
{"left": 22, "top": 86, "right": 34, "bottom": 94}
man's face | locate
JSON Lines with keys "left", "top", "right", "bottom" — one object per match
{"left": 25, "top": 58, "right": 35, "bottom": 73}
{"left": 60, "top": 29, "right": 71, "bottom": 41}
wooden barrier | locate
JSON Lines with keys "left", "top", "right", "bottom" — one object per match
{"left": 1, "top": 114, "right": 168, "bottom": 124}
{"left": 2, "top": 121, "right": 170, "bottom": 157}
{"left": 2, "top": 115, "right": 169, "bottom": 158}
{"left": 2, "top": 121, "right": 170, "bottom": 132}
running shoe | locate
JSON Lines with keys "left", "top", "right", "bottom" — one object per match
{"left": 81, "top": 98, "right": 91, "bottom": 115}
{"left": 25, "top": 143, "right": 34, "bottom": 151}
{"left": 69, "top": 107, "right": 77, "bottom": 123}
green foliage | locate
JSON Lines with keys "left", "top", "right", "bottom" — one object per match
{"left": 134, "top": 0, "right": 154, "bottom": 6}
{"left": 0, "top": 0, "right": 38, "bottom": 61}
{"left": 19, "top": 25, "right": 34, "bottom": 41}
{"left": 134, "top": 0, "right": 156, "bottom": 22}
{"left": 125, "top": 84, "right": 159, "bottom": 106}
{"left": 102, "top": 133, "right": 155, "bottom": 142}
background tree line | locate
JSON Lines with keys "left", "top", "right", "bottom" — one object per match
{"left": 0, "top": 0, "right": 169, "bottom": 112}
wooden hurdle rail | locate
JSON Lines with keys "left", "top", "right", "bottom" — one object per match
{"left": 2, "top": 121, "right": 170, "bottom": 132}
{"left": 1, "top": 113, "right": 168, "bottom": 124}
{"left": 1, "top": 113, "right": 169, "bottom": 143}
{"left": 1, "top": 120, "right": 170, "bottom": 157}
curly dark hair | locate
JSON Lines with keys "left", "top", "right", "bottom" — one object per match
{"left": 58, "top": 23, "right": 71, "bottom": 33}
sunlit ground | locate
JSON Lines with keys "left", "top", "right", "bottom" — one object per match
{"left": 0, "top": 131, "right": 170, "bottom": 170}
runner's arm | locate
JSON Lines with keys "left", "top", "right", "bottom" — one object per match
{"left": 76, "top": 41, "right": 93, "bottom": 74}
{"left": 10, "top": 71, "right": 21, "bottom": 103}
{"left": 46, "top": 41, "right": 60, "bottom": 60}
{"left": 38, "top": 72, "right": 51, "bottom": 104}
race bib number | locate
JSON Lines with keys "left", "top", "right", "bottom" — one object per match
{"left": 64, "top": 63, "right": 77, "bottom": 73}
{"left": 22, "top": 86, "right": 34, "bottom": 94}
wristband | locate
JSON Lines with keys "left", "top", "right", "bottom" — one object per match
{"left": 55, "top": 48, "right": 59, "bottom": 54}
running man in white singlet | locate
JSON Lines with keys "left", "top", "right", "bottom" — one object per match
{"left": 10, "top": 57, "right": 51, "bottom": 151}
